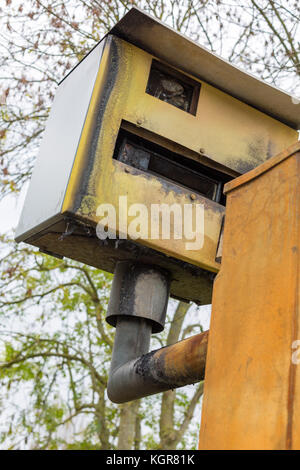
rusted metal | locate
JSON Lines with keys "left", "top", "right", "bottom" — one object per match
{"left": 108, "top": 316, "right": 208, "bottom": 404}
{"left": 199, "top": 142, "right": 300, "bottom": 450}
{"left": 134, "top": 329, "right": 208, "bottom": 388}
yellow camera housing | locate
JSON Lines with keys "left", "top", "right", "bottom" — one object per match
{"left": 16, "top": 8, "right": 299, "bottom": 304}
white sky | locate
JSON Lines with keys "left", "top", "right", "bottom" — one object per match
{"left": 0, "top": 191, "right": 26, "bottom": 235}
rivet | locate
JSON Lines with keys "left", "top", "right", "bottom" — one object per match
{"left": 137, "top": 119, "right": 143, "bottom": 125}
{"left": 190, "top": 193, "right": 196, "bottom": 200}
{"left": 199, "top": 148, "right": 205, "bottom": 154}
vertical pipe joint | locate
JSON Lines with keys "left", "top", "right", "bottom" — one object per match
{"left": 106, "top": 261, "right": 170, "bottom": 333}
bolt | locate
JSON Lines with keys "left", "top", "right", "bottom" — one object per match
{"left": 190, "top": 193, "right": 196, "bottom": 200}
{"left": 199, "top": 148, "right": 205, "bottom": 154}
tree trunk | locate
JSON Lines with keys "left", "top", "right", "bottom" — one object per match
{"left": 95, "top": 391, "right": 111, "bottom": 449}
{"left": 134, "top": 400, "right": 142, "bottom": 450}
{"left": 159, "top": 301, "right": 190, "bottom": 449}
{"left": 117, "top": 400, "right": 140, "bottom": 450}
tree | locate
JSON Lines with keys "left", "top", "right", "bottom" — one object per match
{"left": 0, "top": 237, "right": 115, "bottom": 449}
{"left": 0, "top": 0, "right": 299, "bottom": 450}
{"left": 0, "top": 235, "right": 205, "bottom": 449}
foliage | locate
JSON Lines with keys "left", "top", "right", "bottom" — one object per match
{"left": 0, "top": 237, "right": 115, "bottom": 449}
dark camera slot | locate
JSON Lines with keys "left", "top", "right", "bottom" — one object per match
{"left": 114, "top": 130, "right": 228, "bottom": 205}
{"left": 148, "top": 154, "right": 218, "bottom": 200}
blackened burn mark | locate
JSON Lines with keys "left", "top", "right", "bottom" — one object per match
{"left": 226, "top": 138, "right": 273, "bottom": 174}
{"left": 134, "top": 349, "right": 178, "bottom": 388}
{"left": 73, "top": 36, "right": 119, "bottom": 212}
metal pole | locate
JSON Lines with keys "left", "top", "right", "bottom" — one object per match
{"left": 106, "top": 261, "right": 207, "bottom": 403}
{"left": 108, "top": 328, "right": 208, "bottom": 403}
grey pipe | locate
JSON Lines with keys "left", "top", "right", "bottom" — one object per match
{"left": 107, "top": 315, "right": 208, "bottom": 403}
{"left": 106, "top": 261, "right": 207, "bottom": 404}
{"left": 108, "top": 316, "right": 152, "bottom": 403}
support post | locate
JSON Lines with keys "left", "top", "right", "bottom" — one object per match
{"left": 199, "top": 142, "right": 300, "bottom": 450}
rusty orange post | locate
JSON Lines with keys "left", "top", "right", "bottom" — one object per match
{"left": 199, "top": 141, "right": 300, "bottom": 450}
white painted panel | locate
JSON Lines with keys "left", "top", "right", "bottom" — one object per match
{"left": 15, "top": 40, "right": 105, "bottom": 241}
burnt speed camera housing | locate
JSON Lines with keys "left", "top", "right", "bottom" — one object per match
{"left": 15, "top": 8, "right": 299, "bottom": 304}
